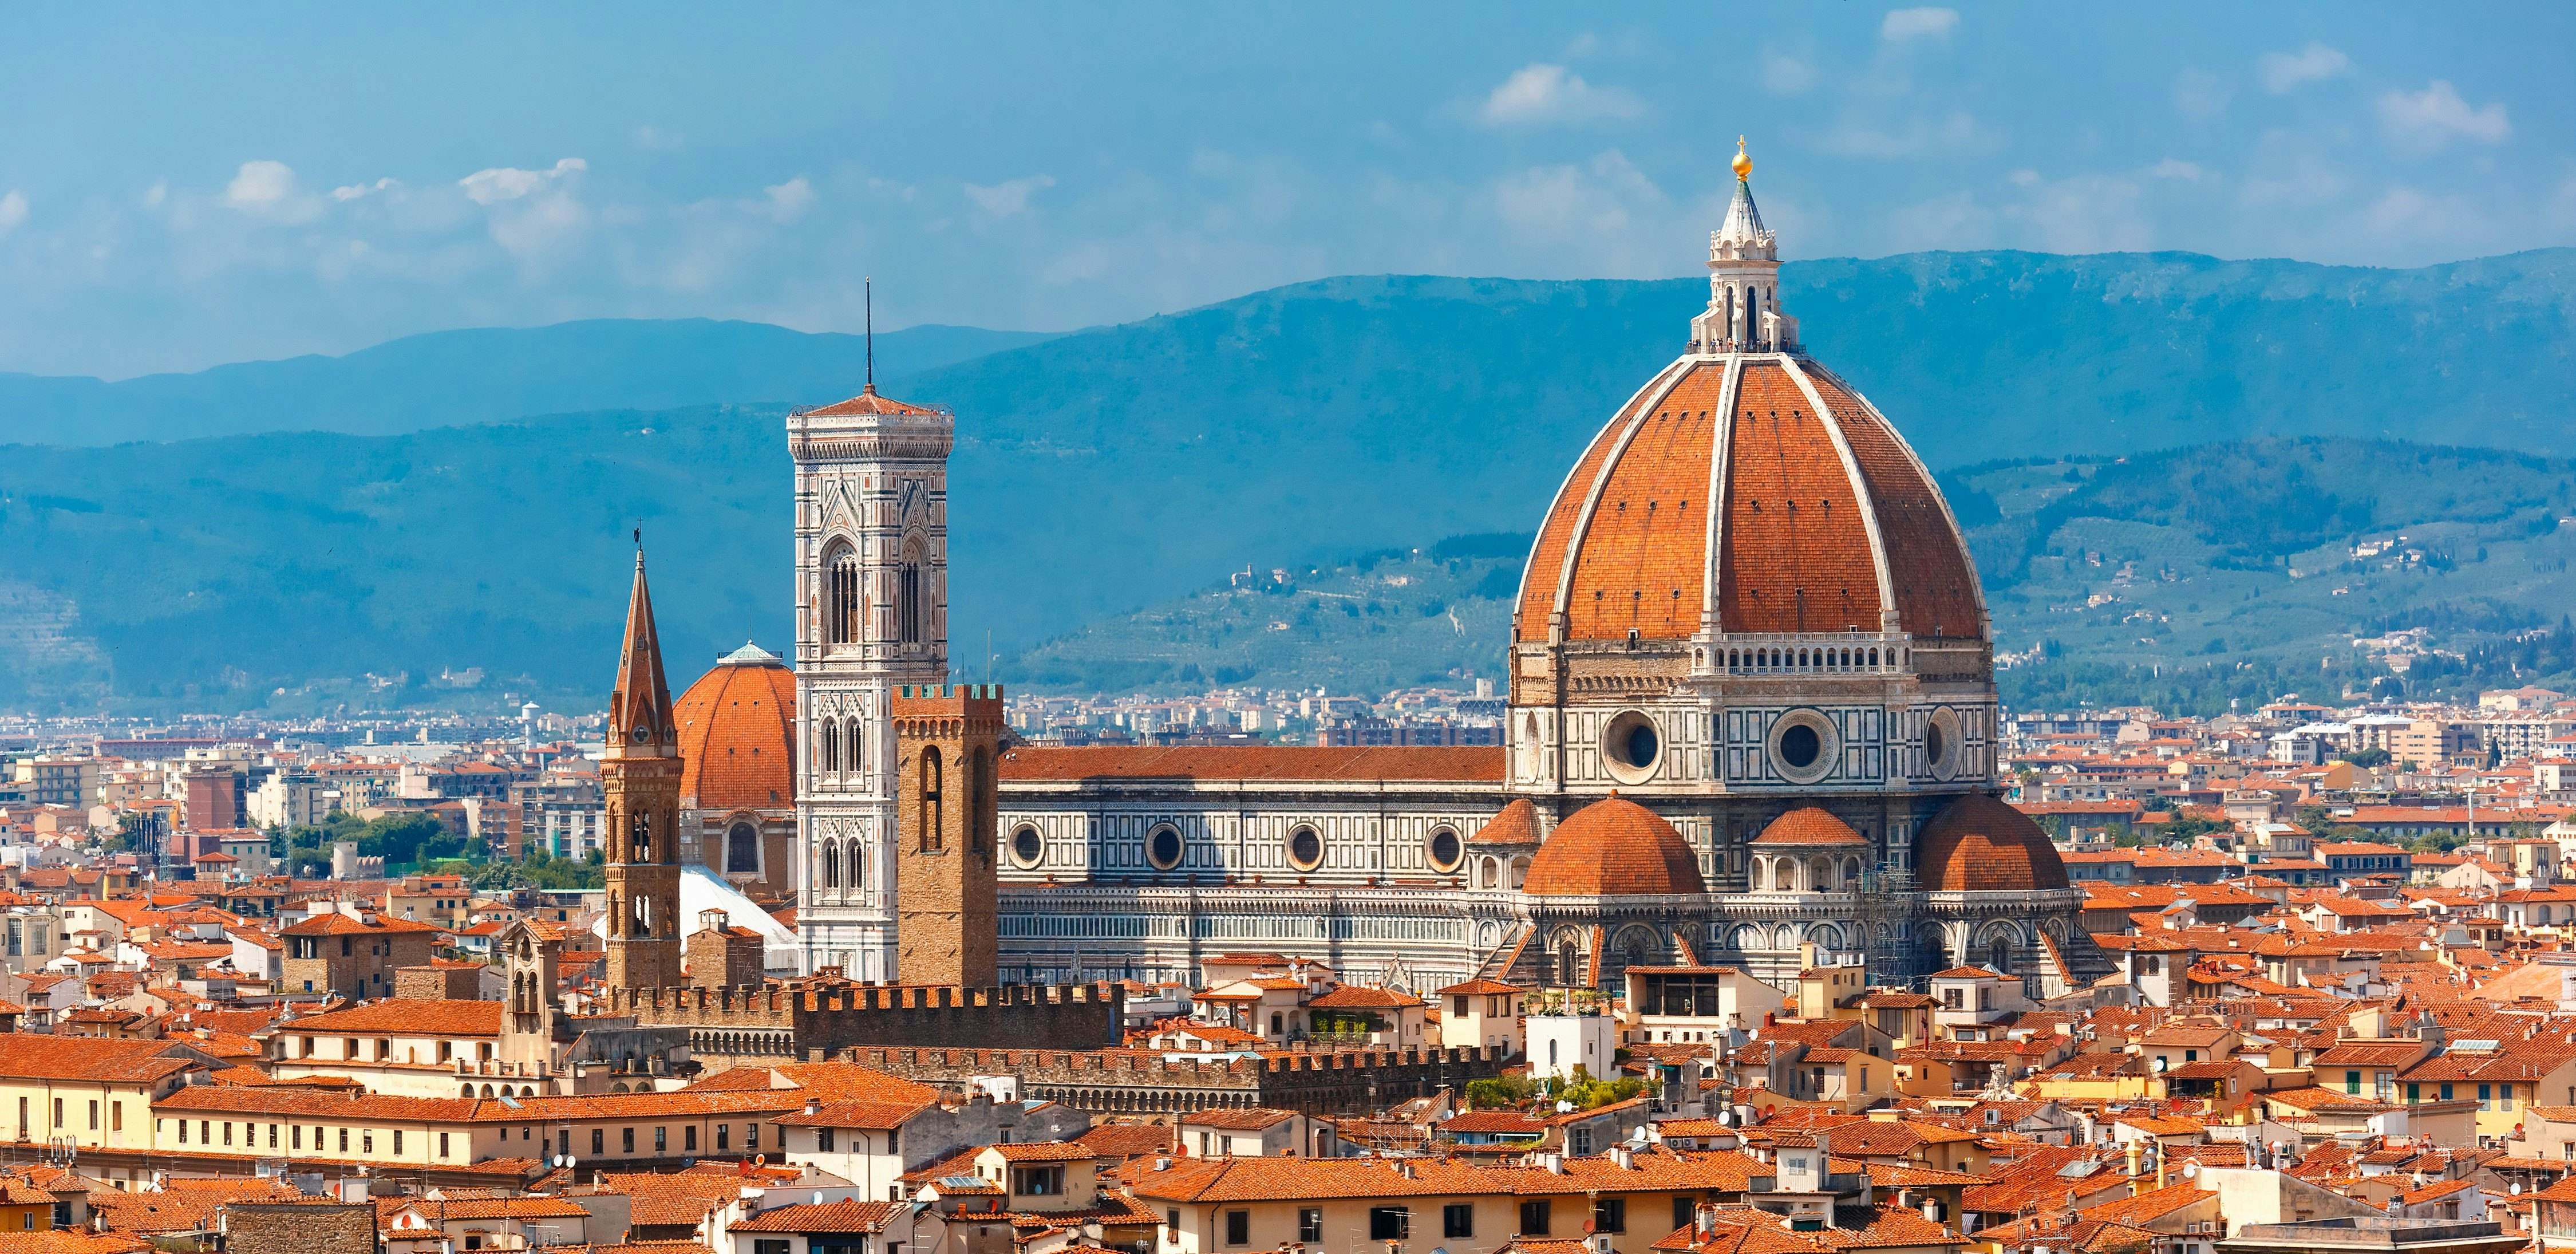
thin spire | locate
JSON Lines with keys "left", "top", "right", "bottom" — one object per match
{"left": 864, "top": 276, "right": 875, "bottom": 395}
{"left": 609, "top": 542, "right": 674, "bottom": 752}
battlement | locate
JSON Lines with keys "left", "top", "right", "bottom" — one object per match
{"left": 893, "top": 683, "right": 1005, "bottom": 719}
{"left": 844, "top": 1043, "right": 1508, "bottom": 1115}
{"left": 622, "top": 980, "right": 1124, "bottom": 1062}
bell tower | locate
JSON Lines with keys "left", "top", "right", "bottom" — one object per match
{"left": 788, "top": 368, "right": 954, "bottom": 979}
{"left": 603, "top": 547, "right": 684, "bottom": 991}
{"left": 892, "top": 683, "right": 1001, "bottom": 987}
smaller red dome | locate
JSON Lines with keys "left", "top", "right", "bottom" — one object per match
{"left": 1470, "top": 798, "right": 1542, "bottom": 846}
{"left": 1914, "top": 793, "right": 2069, "bottom": 892}
{"left": 674, "top": 642, "right": 797, "bottom": 813}
{"left": 1523, "top": 793, "right": 1706, "bottom": 897}
{"left": 1751, "top": 806, "right": 1869, "bottom": 846}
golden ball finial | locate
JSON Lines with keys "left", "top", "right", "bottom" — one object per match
{"left": 1732, "top": 136, "right": 1752, "bottom": 180}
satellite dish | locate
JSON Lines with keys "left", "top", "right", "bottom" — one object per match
{"left": 1556, "top": 1101, "right": 1575, "bottom": 1114}
{"left": 2182, "top": 1163, "right": 2199, "bottom": 1180}
{"left": 2512, "top": 1182, "right": 2524, "bottom": 1196}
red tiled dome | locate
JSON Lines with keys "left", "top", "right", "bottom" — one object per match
{"left": 1469, "top": 798, "right": 1542, "bottom": 846}
{"left": 1514, "top": 357, "right": 1984, "bottom": 645}
{"left": 1914, "top": 793, "right": 2069, "bottom": 892}
{"left": 1522, "top": 793, "right": 1706, "bottom": 897}
{"left": 1751, "top": 806, "right": 1869, "bottom": 846}
{"left": 674, "top": 643, "right": 796, "bottom": 812}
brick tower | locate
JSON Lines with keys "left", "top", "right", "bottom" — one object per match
{"left": 603, "top": 548, "right": 684, "bottom": 991}
{"left": 892, "top": 683, "right": 1001, "bottom": 987}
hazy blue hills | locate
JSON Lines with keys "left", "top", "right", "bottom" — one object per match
{"left": 2, "top": 247, "right": 2573, "bottom": 712}
{"left": 0, "top": 320, "right": 1058, "bottom": 445}
{"left": 1003, "top": 439, "right": 2576, "bottom": 714}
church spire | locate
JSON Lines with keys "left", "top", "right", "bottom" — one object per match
{"left": 609, "top": 545, "right": 674, "bottom": 755}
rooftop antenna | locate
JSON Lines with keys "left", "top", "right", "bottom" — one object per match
{"left": 864, "top": 277, "right": 875, "bottom": 395}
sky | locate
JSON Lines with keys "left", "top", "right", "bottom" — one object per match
{"left": 4, "top": 2, "right": 2570, "bottom": 378}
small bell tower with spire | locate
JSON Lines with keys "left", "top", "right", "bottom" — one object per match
{"left": 1690, "top": 137, "right": 1799, "bottom": 354}
{"left": 603, "top": 537, "right": 685, "bottom": 992}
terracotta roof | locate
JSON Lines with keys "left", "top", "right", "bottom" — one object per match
{"left": 674, "top": 651, "right": 796, "bottom": 812}
{"left": 1523, "top": 794, "right": 1706, "bottom": 897}
{"left": 1699, "top": 365, "right": 1848, "bottom": 636}
{"left": 768, "top": 1099, "right": 932, "bottom": 1129}
{"left": 1516, "top": 356, "right": 1980, "bottom": 644}
{"left": 1180, "top": 1107, "right": 1298, "bottom": 1132}
{"left": 283, "top": 999, "right": 501, "bottom": 1036}
{"left": 999, "top": 745, "right": 1501, "bottom": 783}
{"left": 1304, "top": 985, "right": 1427, "bottom": 1009}
{"left": 726, "top": 1200, "right": 896, "bottom": 1236}
{"left": 279, "top": 912, "right": 443, "bottom": 936}
{"left": 1914, "top": 792, "right": 2071, "bottom": 892}
{"left": 1751, "top": 807, "right": 1868, "bottom": 847}
{"left": 798, "top": 386, "right": 945, "bottom": 419}
{"left": 1469, "top": 799, "right": 1542, "bottom": 846}
{"left": 0, "top": 1037, "right": 200, "bottom": 1085}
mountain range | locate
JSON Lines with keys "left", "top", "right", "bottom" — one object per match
{"left": 2, "top": 247, "right": 2572, "bottom": 712}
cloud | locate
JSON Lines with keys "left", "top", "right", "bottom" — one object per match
{"left": 2150, "top": 159, "right": 2206, "bottom": 182}
{"left": 1486, "top": 151, "right": 1674, "bottom": 270}
{"left": 1477, "top": 63, "right": 1643, "bottom": 126}
{"left": 2364, "top": 184, "right": 2482, "bottom": 238}
{"left": 634, "top": 125, "right": 684, "bottom": 151}
{"left": 2377, "top": 80, "right": 2510, "bottom": 150}
{"left": 1816, "top": 110, "right": 1988, "bottom": 160}
{"left": 331, "top": 177, "right": 400, "bottom": 203}
{"left": 1880, "top": 7, "right": 1959, "bottom": 42}
{"left": 219, "top": 160, "right": 330, "bottom": 224}
{"left": 964, "top": 174, "right": 1055, "bottom": 218}
{"left": 459, "top": 157, "right": 587, "bottom": 206}
{"left": 0, "top": 191, "right": 25, "bottom": 236}
{"left": 2172, "top": 69, "right": 2231, "bottom": 123}
{"left": 2258, "top": 43, "right": 2348, "bottom": 94}
{"left": 1993, "top": 171, "right": 2152, "bottom": 254}
{"left": 225, "top": 160, "right": 297, "bottom": 210}
{"left": 764, "top": 177, "right": 815, "bottom": 223}
{"left": 1760, "top": 49, "right": 1817, "bottom": 96}
{"left": 456, "top": 159, "right": 590, "bottom": 266}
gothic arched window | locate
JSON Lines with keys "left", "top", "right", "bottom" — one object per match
{"left": 820, "top": 840, "right": 841, "bottom": 892}
{"left": 820, "top": 720, "right": 841, "bottom": 776}
{"left": 898, "top": 539, "right": 924, "bottom": 647}
{"left": 726, "top": 822, "right": 759, "bottom": 875}
{"left": 824, "top": 540, "right": 861, "bottom": 645}
{"left": 919, "top": 747, "right": 944, "bottom": 852}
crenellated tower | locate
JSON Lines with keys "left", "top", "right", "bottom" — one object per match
{"left": 789, "top": 378, "right": 954, "bottom": 979}
{"left": 892, "top": 683, "right": 1002, "bottom": 987}
{"left": 603, "top": 549, "right": 684, "bottom": 991}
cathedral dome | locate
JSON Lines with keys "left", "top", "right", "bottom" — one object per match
{"left": 1512, "top": 152, "right": 1984, "bottom": 649}
{"left": 674, "top": 641, "right": 797, "bottom": 812}
{"left": 1913, "top": 792, "right": 2070, "bottom": 893}
{"left": 1751, "top": 806, "right": 1868, "bottom": 846}
{"left": 1523, "top": 792, "right": 1706, "bottom": 897}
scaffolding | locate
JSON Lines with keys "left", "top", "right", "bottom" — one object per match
{"left": 1855, "top": 864, "right": 1916, "bottom": 984}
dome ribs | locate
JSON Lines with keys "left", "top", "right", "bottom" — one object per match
{"left": 1717, "top": 362, "right": 1880, "bottom": 634}
{"left": 674, "top": 657, "right": 799, "bottom": 811}
{"left": 1522, "top": 793, "right": 1706, "bottom": 896}
{"left": 1802, "top": 371, "right": 1984, "bottom": 640}
{"left": 1915, "top": 793, "right": 2071, "bottom": 892}
{"left": 1516, "top": 362, "right": 1685, "bottom": 643}
{"left": 1562, "top": 362, "right": 1725, "bottom": 642}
